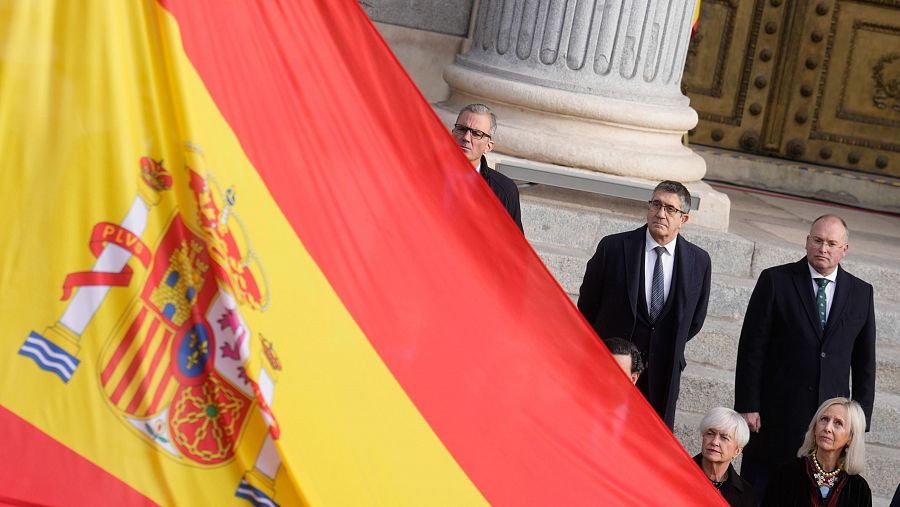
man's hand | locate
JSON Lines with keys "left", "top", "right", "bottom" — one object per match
{"left": 742, "top": 412, "right": 761, "bottom": 432}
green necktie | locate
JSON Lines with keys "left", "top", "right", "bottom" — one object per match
{"left": 815, "top": 278, "right": 830, "bottom": 330}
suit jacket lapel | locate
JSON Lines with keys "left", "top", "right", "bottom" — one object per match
{"left": 673, "top": 238, "right": 690, "bottom": 320}
{"left": 624, "top": 226, "right": 644, "bottom": 319}
{"left": 791, "top": 259, "right": 823, "bottom": 340}
{"left": 824, "top": 266, "right": 850, "bottom": 341}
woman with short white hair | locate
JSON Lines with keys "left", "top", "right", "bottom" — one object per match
{"left": 694, "top": 406, "right": 757, "bottom": 506}
{"left": 763, "top": 397, "right": 871, "bottom": 506}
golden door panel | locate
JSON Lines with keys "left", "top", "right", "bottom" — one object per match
{"left": 682, "top": 0, "right": 757, "bottom": 126}
{"left": 684, "top": 0, "right": 900, "bottom": 178}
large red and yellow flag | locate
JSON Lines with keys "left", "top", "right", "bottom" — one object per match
{"left": 0, "top": 1, "right": 724, "bottom": 505}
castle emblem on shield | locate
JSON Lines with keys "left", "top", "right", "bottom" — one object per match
{"left": 18, "top": 145, "right": 283, "bottom": 506}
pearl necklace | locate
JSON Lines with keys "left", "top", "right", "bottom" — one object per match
{"left": 811, "top": 452, "right": 842, "bottom": 491}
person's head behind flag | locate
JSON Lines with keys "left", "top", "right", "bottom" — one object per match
{"left": 452, "top": 103, "right": 496, "bottom": 169}
{"left": 604, "top": 337, "right": 644, "bottom": 384}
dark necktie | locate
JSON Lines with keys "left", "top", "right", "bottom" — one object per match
{"left": 649, "top": 246, "right": 666, "bottom": 322}
{"left": 815, "top": 278, "right": 830, "bottom": 329}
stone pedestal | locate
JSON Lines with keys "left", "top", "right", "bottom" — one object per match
{"left": 436, "top": 0, "right": 731, "bottom": 227}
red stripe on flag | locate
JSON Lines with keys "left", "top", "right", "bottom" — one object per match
{"left": 101, "top": 306, "right": 148, "bottom": 385}
{"left": 126, "top": 328, "right": 174, "bottom": 415}
{"left": 0, "top": 406, "right": 157, "bottom": 506}
{"left": 111, "top": 316, "right": 160, "bottom": 405}
{"left": 159, "top": 1, "right": 724, "bottom": 505}
{"left": 146, "top": 367, "right": 174, "bottom": 415}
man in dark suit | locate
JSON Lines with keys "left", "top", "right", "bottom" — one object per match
{"left": 451, "top": 104, "right": 522, "bottom": 230}
{"left": 578, "top": 181, "right": 711, "bottom": 428}
{"left": 734, "top": 214, "right": 876, "bottom": 499}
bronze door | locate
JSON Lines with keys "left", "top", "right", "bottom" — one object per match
{"left": 683, "top": 0, "right": 900, "bottom": 178}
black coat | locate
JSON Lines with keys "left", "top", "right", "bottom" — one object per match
{"left": 577, "top": 226, "right": 711, "bottom": 426}
{"left": 479, "top": 156, "right": 522, "bottom": 230}
{"left": 763, "top": 457, "right": 871, "bottom": 506}
{"left": 735, "top": 259, "right": 876, "bottom": 466}
{"left": 692, "top": 454, "right": 757, "bottom": 507}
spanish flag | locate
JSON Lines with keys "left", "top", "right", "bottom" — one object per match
{"left": 0, "top": 1, "right": 724, "bottom": 505}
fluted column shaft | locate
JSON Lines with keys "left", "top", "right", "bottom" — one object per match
{"left": 468, "top": 0, "right": 694, "bottom": 105}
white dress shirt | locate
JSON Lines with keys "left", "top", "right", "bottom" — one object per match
{"left": 644, "top": 230, "right": 677, "bottom": 315}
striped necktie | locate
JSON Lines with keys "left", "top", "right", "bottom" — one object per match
{"left": 649, "top": 246, "right": 666, "bottom": 322}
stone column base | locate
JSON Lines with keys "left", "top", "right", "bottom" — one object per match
{"left": 436, "top": 63, "right": 707, "bottom": 182}
{"left": 484, "top": 151, "right": 731, "bottom": 231}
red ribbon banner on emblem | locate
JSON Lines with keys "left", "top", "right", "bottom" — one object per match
{"left": 61, "top": 222, "right": 152, "bottom": 300}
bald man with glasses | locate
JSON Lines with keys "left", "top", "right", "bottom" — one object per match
{"left": 577, "top": 180, "right": 711, "bottom": 429}
{"left": 452, "top": 104, "right": 522, "bottom": 230}
{"left": 734, "top": 214, "right": 876, "bottom": 500}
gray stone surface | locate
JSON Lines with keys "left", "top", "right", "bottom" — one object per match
{"left": 681, "top": 229, "right": 755, "bottom": 278}
{"left": 360, "top": 0, "right": 473, "bottom": 36}
{"left": 458, "top": 0, "right": 697, "bottom": 105}
{"left": 698, "top": 145, "right": 900, "bottom": 215}
{"left": 865, "top": 444, "right": 900, "bottom": 499}
{"left": 531, "top": 245, "right": 591, "bottom": 297}
{"left": 879, "top": 302, "right": 900, "bottom": 347}
{"left": 707, "top": 276, "right": 756, "bottom": 320}
{"left": 877, "top": 345, "right": 900, "bottom": 395}
{"left": 677, "top": 363, "right": 735, "bottom": 413}
{"left": 843, "top": 259, "right": 900, "bottom": 305}
{"left": 372, "top": 22, "right": 465, "bottom": 102}
{"left": 522, "top": 199, "right": 641, "bottom": 252}
{"left": 685, "top": 317, "right": 742, "bottom": 370}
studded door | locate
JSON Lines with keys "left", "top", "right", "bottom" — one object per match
{"left": 683, "top": 0, "right": 900, "bottom": 178}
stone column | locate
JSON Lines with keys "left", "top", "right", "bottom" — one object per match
{"left": 437, "top": 0, "right": 707, "bottom": 183}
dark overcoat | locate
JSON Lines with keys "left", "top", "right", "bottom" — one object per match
{"left": 763, "top": 457, "right": 872, "bottom": 507}
{"left": 478, "top": 155, "right": 522, "bottom": 230}
{"left": 692, "top": 454, "right": 758, "bottom": 507}
{"left": 577, "top": 225, "right": 711, "bottom": 426}
{"left": 734, "top": 259, "right": 876, "bottom": 467}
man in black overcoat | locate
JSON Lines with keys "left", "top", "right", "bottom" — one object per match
{"left": 577, "top": 181, "right": 711, "bottom": 428}
{"left": 734, "top": 214, "right": 876, "bottom": 499}
{"left": 451, "top": 104, "right": 522, "bottom": 230}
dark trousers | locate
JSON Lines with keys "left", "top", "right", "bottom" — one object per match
{"left": 739, "top": 454, "right": 771, "bottom": 505}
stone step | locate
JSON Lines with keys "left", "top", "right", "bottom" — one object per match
{"left": 673, "top": 411, "right": 900, "bottom": 503}
{"left": 865, "top": 444, "right": 900, "bottom": 503}
{"left": 707, "top": 274, "right": 756, "bottom": 320}
{"left": 685, "top": 318, "right": 900, "bottom": 397}
{"left": 522, "top": 199, "right": 641, "bottom": 254}
{"left": 684, "top": 317, "right": 743, "bottom": 370}
{"left": 676, "top": 363, "right": 900, "bottom": 450}
{"left": 529, "top": 241, "right": 591, "bottom": 297}
{"left": 878, "top": 301, "right": 900, "bottom": 348}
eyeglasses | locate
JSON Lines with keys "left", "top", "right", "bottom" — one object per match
{"left": 453, "top": 124, "right": 491, "bottom": 140}
{"left": 807, "top": 236, "right": 845, "bottom": 249}
{"left": 648, "top": 200, "right": 686, "bottom": 217}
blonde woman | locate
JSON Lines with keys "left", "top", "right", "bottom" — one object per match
{"left": 763, "top": 397, "right": 871, "bottom": 506}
